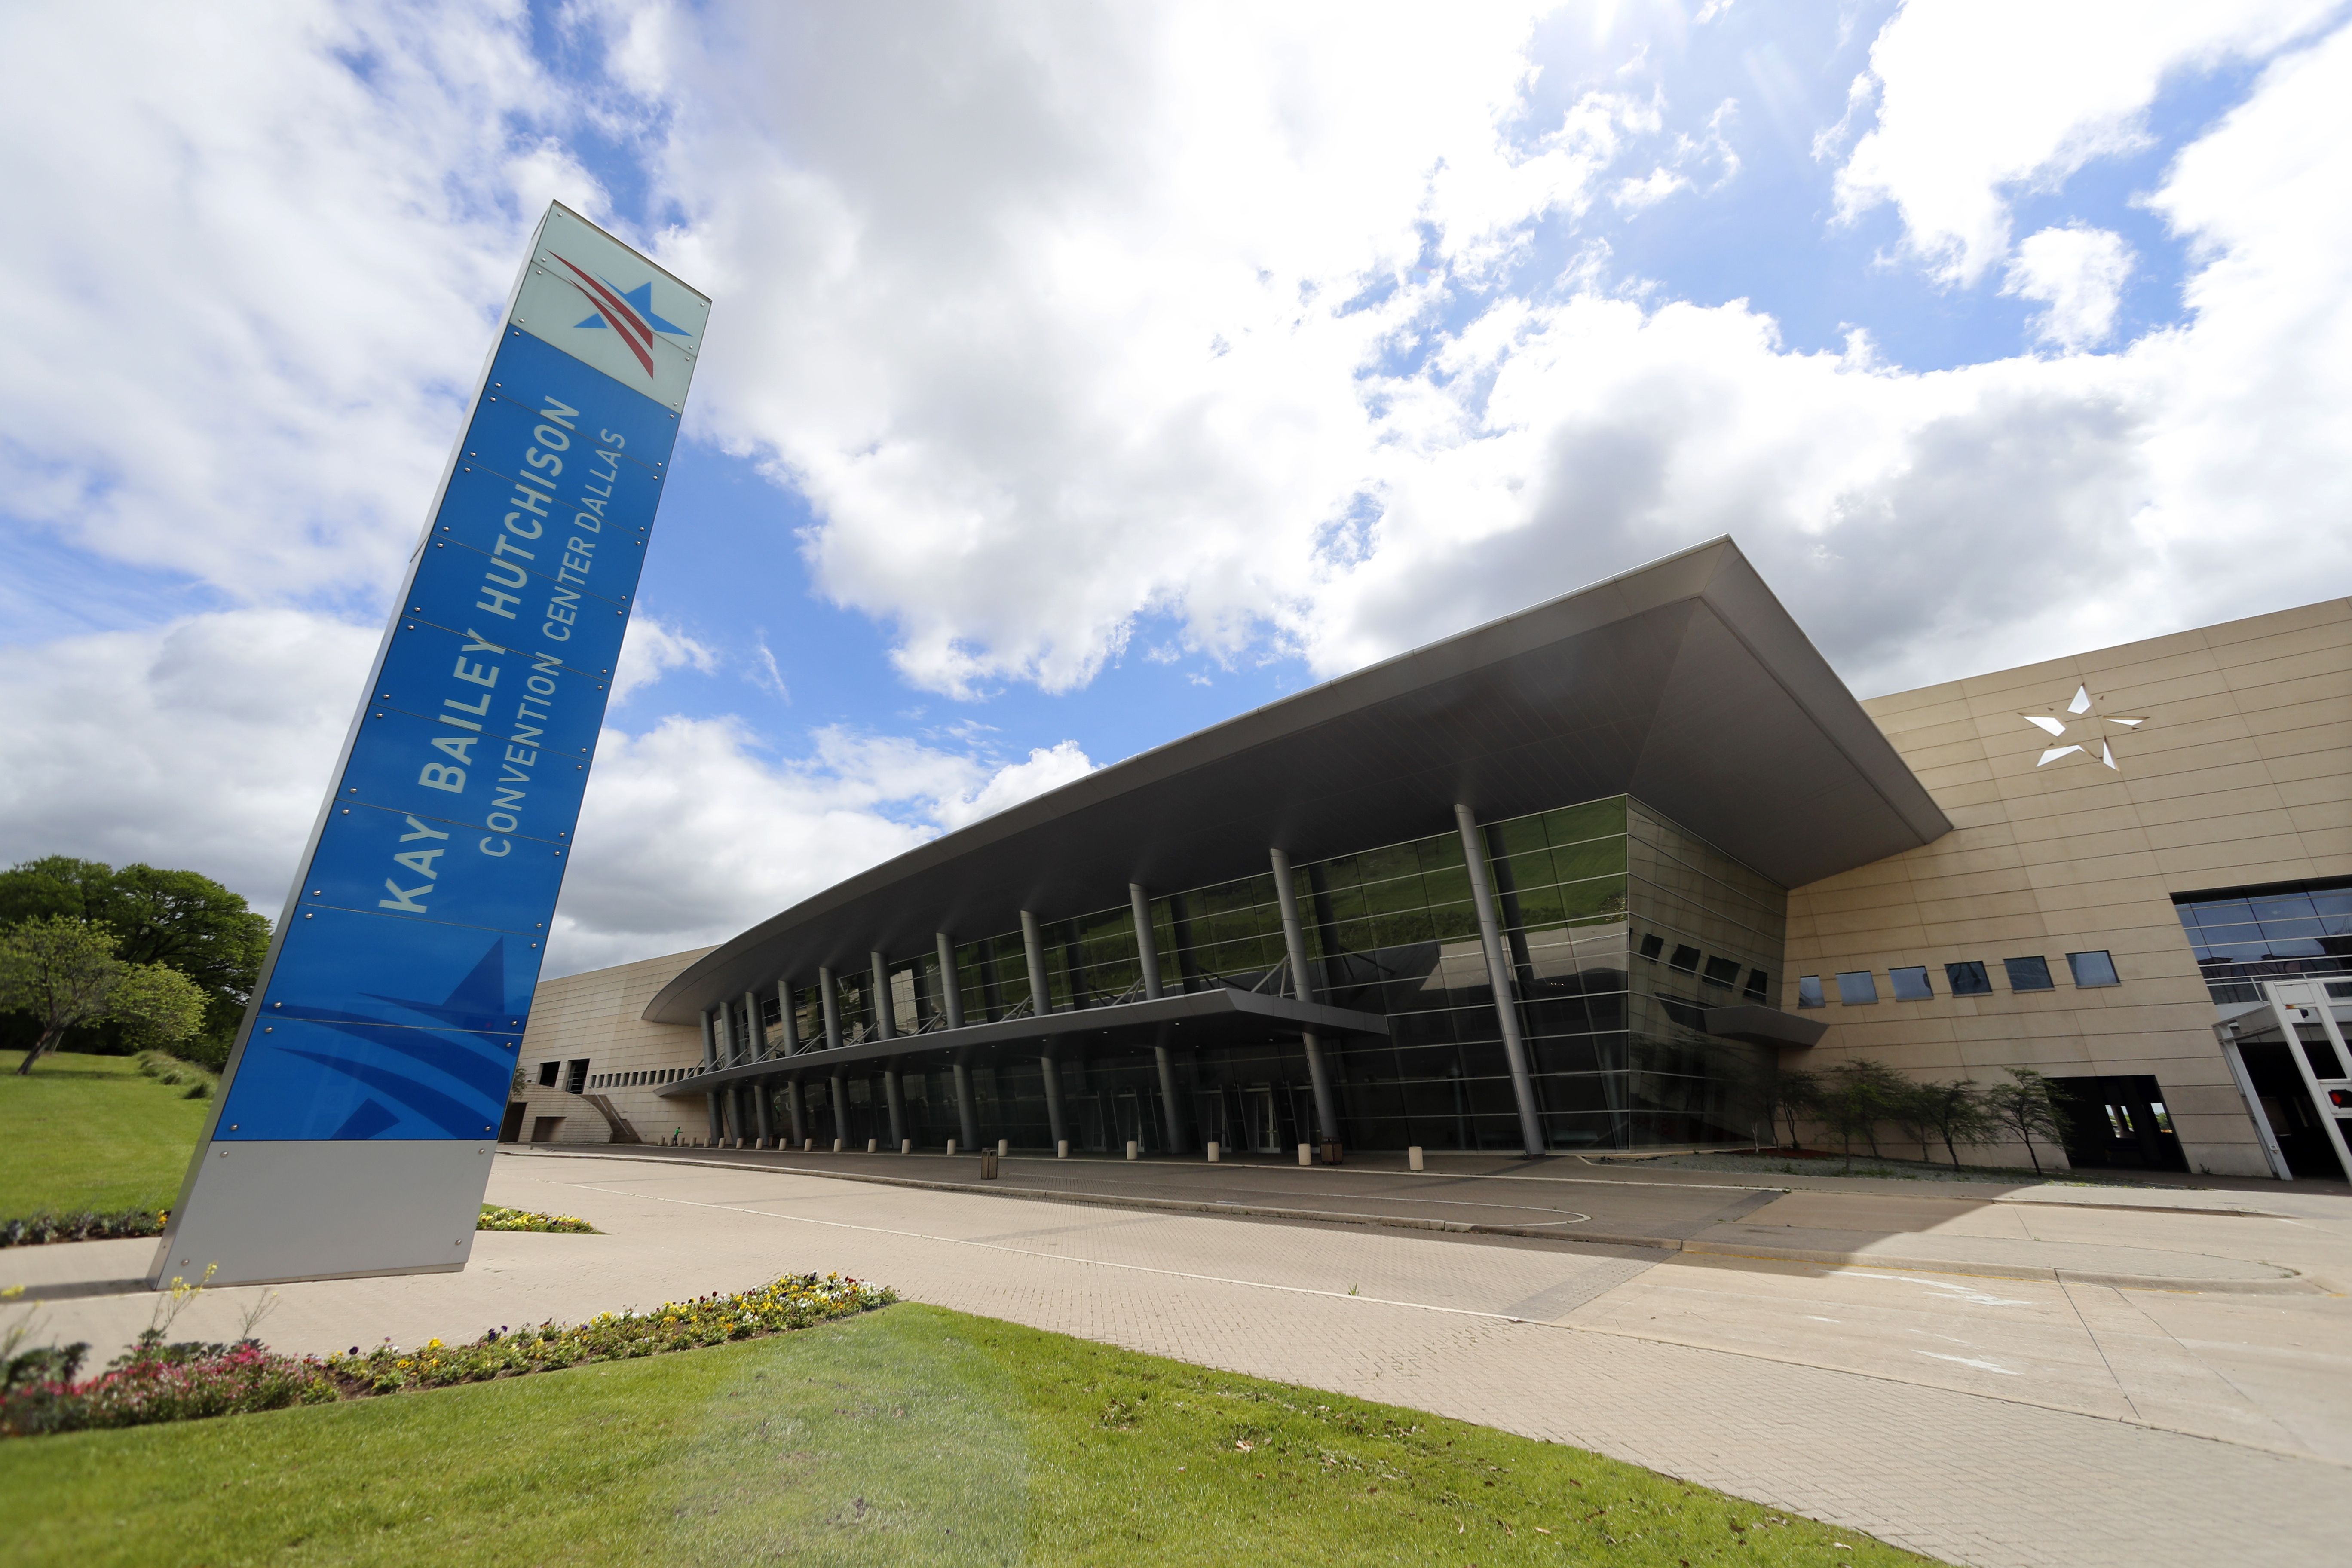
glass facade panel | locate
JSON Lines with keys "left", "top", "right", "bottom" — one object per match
{"left": 2174, "top": 877, "right": 2352, "bottom": 1003}
{"left": 1945, "top": 960, "right": 1992, "bottom": 996}
{"left": 1889, "top": 965, "right": 1932, "bottom": 1001}
{"left": 2003, "top": 956, "right": 2055, "bottom": 992}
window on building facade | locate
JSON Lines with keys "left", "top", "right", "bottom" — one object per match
{"left": 1797, "top": 975, "right": 1824, "bottom": 1008}
{"left": 1702, "top": 956, "right": 1742, "bottom": 988}
{"left": 564, "top": 1059, "right": 589, "bottom": 1093}
{"left": 1890, "top": 965, "right": 1932, "bottom": 1001}
{"left": 1743, "top": 968, "right": 1770, "bottom": 1002}
{"left": 2067, "top": 950, "right": 2121, "bottom": 987}
{"left": 1669, "top": 944, "right": 1703, "bottom": 974}
{"left": 1946, "top": 961, "right": 1992, "bottom": 995}
{"left": 1638, "top": 933, "right": 1665, "bottom": 960}
{"left": 2172, "top": 877, "right": 2352, "bottom": 1003}
{"left": 1835, "top": 971, "right": 1879, "bottom": 1005}
{"left": 2003, "top": 956, "right": 2055, "bottom": 992}
{"left": 537, "top": 1060, "right": 560, "bottom": 1087}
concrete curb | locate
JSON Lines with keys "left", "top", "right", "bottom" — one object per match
{"left": 508, "top": 1146, "right": 2317, "bottom": 1295}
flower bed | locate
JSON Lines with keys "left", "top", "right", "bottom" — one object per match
{"left": 1, "top": 1273, "right": 896, "bottom": 1437}
{"left": 476, "top": 1205, "right": 597, "bottom": 1234}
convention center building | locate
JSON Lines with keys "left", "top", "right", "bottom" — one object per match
{"left": 500, "top": 539, "right": 2352, "bottom": 1181}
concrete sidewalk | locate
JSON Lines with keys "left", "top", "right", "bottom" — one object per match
{"left": 12, "top": 1151, "right": 2350, "bottom": 1568}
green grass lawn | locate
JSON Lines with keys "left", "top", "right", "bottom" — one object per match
{"left": 3, "top": 1302, "right": 1937, "bottom": 1567}
{"left": 0, "top": 1050, "right": 206, "bottom": 1216}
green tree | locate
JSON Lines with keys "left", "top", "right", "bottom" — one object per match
{"left": 1908, "top": 1079, "right": 1994, "bottom": 1167}
{"left": 1761, "top": 1064, "right": 1820, "bottom": 1150}
{"left": 1, "top": 917, "right": 212, "bottom": 1074}
{"left": 0, "top": 857, "right": 269, "bottom": 1059}
{"left": 1819, "top": 1058, "right": 1907, "bottom": 1164}
{"left": 1984, "top": 1066, "right": 2072, "bottom": 1176}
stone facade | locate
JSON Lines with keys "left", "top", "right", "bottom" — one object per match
{"left": 505, "top": 945, "right": 711, "bottom": 1146}
{"left": 1783, "top": 597, "right": 2350, "bottom": 1176}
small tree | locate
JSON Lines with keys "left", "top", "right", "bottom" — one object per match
{"left": 1763, "top": 1065, "right": 1820, "bottom": 1150}
{"left": 2, "top": 918, "right": 208, "bottom": 1074}
{"left": 1820, "top": 1058, "right": 1907, "bottom": 1165}
{"left": 108, "top": 964, "right": 208, "bottom": 1053}
{"left": 1909, "top": 1079, "right": 1994, "bottom": 1167}
{"left": 1984, "top": 1066, "right": 2071, "bottom": 1176}
{"left": 3, "top": 918, "right": 123, "bottom": 1074}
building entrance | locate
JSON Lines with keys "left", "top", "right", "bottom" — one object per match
{"left": 1241, "top": 1087, "right": 1282, "bottom": 1152}
{"left": 2050, "top": 1074, "right": 2188, "bottom": 1172}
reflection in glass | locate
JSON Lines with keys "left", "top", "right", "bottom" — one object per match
{"left": 1889, "top": 965, "right": 1932, "bottom": 1001}
{"left": 1835, "top": 971, "right": 1879, "bottom": 1005}
{"left": 2003, "top": 956, "right": 2055, "bottom": 992}
{"left": 1945, "top": 961, "right": 1992, "bottom": 995}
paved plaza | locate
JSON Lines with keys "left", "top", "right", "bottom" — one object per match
{"left": 17, "top": 1150, "right": 2351, "bottom": 1568}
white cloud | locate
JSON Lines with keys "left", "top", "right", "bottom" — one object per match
{"left": 0, "top": 0, "right": 605, "bottom": 622}
{"left": 2003, "top": 226, "right": 2135, "bottom": 350}
{"left": 0, "top": 611, "right": 377, "bottom": 913}
{"left": 1833, "top": 0, "right": 2334, "bottom": 283}
{"left": 933, "top": 740, "right": 1096, "bottom": 832}
{"left": 610, "top": 616, "right": 719, "bottom": 705}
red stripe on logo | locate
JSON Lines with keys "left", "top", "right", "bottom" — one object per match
{"left": 549, "top": 254, "right": 658, "bottom": 378}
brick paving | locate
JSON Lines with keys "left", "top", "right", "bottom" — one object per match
{"left": 19, "top": 1150, "right": 2348, "bottom": 1568}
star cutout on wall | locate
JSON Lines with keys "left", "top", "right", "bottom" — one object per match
{"left": 2019, "top": 684, "right": 2148, "bottom": 770}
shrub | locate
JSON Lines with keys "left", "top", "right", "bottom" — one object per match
{"left": 1, "top": 1210, "right": 170, "bottom": 1248}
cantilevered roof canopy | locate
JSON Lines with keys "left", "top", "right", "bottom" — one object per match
{"left": 646, "top": 537, "right": 1949, "bottom": 1025}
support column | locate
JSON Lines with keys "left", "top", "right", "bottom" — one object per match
{"left": 1040, "top": 1055, "right": 1068, "bottom": 1151}
{"left": 775, "top": 978, "right": 800, "bottom": 1055}
{"left": 819, "top": 966, "right": 842, "bottom": 1051}
{"left": 1155, "top": 1040, "right": 1186, "bottom": 1155}
{"left": 952, "top": 1060, "right": 980, "bottom": 1149}
{"left": 871, "top": 951, "right": 896, "bottom": 1040}
{"left": 753, "top": 1079, "right": 773, "bottom": 1145}
{"left": 785, "top": 1079, "right": 806, "bottom": 1145}
{"left": 883, "top": 1067, "right": 906, "bottom": 1148}
{"left": 700, "top": 1009, "right": 723, "bottom": 1140}
{"left": 742, "top": 989, "right": 765, "bottom": 1061}
{"left": 725, "top": 1084, "right": 743, "bottom": 1143}
{"left": 935, "top": 933, "right": 965, "bottom": 1028}
{"left": 1269, "top": 848, "right": 1340, "bottom": 1143}
{"left": 1020, "top": 910, "right": 1054, "bottom": 1015}
{"left": 829, "top": 1072, "right": 847, "bottom": 1147}
{"left": 1129, "top": 884, "right": 1164, "bottom": 999}
{"left": 1456, "top": 803, "right": 1545, "bottom": 1158}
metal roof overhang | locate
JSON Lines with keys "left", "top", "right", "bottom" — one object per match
{"left": 658, "top": 987, "right": 1389, "bottom": 1096}
{"left": 646, "top": 536, "right": 1951, "bottom": 1026}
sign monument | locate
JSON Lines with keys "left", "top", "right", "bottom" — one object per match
{"left": 152, "top": 204, "right": 709, "bottom": 1286}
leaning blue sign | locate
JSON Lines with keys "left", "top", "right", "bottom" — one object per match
{"left": 154, "top": 205, "right": 707, "bottom": 1286}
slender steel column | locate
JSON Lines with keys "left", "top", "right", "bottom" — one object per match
{"left": 1456, "top": 803, "right": 1545, "bottom": 1158}
{"left": 753, "top": 1079, "right": 773, "bottom": 1145}
{"left": 1129, "top": 884, "right": 1164, "bottom": 999}
{"left": 700, "top": 1008, "right": 723, "bottom": 1140}
{"left": 1269, "top": 848, "right": 1340, "bottom": 1143}
{"left": 784, "top": 1078, "right": 806, "bottom": 1144}
{"left": 1019, "top": 910, "right": 1053, "bottom": 1015}
{"left": 882, "top": 1068, "right": 905, "bottom": 1147}
{"left": 741, "top": 989, "right": 765, "bottom": 1060}
{"left": 935, "top": 933, "right": 965, "bottom": 1028}
{"left": 1040, "top": 1055, "right": 1068, "bottom": 1150}
{"left": 829, "top": 1072, "right": 847, "bottom": 1145}
{"left": 1155, "top": 1039, "right": 1186, "bottom": 1154}
{"left": 870, "top": 951, "right": 896, "bottom": 1041}
{"left": 775, "top": 978, "right": 800, "bottom": 1054}
{"left": 725, "top": 1084, "right": 742, "bottom": 1142}
{"left": 819, "top": 966, "right": 842, "bottom": 1051}
{"left": 952, "top": 1060, "right": 980, "bottom": 1148}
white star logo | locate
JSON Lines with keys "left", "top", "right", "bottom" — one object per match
{"left": 2021, "top": 685, "right": 2148, "bottom": 770}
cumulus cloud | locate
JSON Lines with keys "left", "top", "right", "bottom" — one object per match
{"left": 0, "top": 611, "right": 378, "bottom": 912}
{"left": 2003, "top": 225, "right": 2135, "bottom": 350}
{"left": 610, "top": 616, "right": 719, "bottom": 705}
{"left": 551, "top": 721, "right": 1094, "bottom": 974}
{"left": 1833, "top": 0, "right": 2334, "bottom": 283}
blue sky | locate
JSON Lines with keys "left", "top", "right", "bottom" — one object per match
{"left": 3, "top": 1, "right": 2349, "bottom": 971}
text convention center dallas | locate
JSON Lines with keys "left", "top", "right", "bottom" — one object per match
{"left": 503, "top": 540, "right": 2352, "bottom": 1182}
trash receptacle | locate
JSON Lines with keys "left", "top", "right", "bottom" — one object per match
{"left": 980, "top": 1149, "right": 1000, "bottom": 1180}
{"left": 1320, "top": 1139, "right": 1343, "bottom": 1165}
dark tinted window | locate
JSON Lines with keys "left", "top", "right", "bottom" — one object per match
{"left": 537, "top": 1060, "right": 560, "bottom": 1087}
{"left": 1639, "top": 933, "right": 1665, "bottom": 960}
{"left": 1669, "top": 944, "right": 1702, "bottom": 974}
{"left": 1946, "top": 961, "right": 1992, "bottom": 995}
{"left": 2067, "top": 950, "right": 2120, "bottom": 987}
{"left": 1743, "top": 968, "right": 1770, "bottom": 1002}
{"left": 2004, "top": 956, "right": 2055, "bottom": 992}
{"left": 1703, "top": 956, "right": 1742, "bottom": 988}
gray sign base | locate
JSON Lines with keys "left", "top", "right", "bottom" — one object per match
{"left": 149, "top": 1142, "right": 495, "bottom": 1288}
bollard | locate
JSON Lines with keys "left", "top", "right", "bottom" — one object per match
{"left": 900, "top": 1138, "right": 912, "bottom": 1154}
{"left": 867, "top": 1138, "right": 877, "bottom": 1154}
{"left": 1126, "top": 1140, "right": 1139, "bottom": 1161}
{"left": 832, "top": 1137, "right": 843, "bottom": 1152}
{"left": 946, "top": 1138, "right": 958, "bottom": 1157}
{"left": 1206, "top": 1140, "right": 1220, "bottom": 1163}
{"left": 1408, "top": 1145, "right": 1424, "bottom": 1172}
{"left": 998, "top": 1139, "right": 1009, "bottom": 1159}
{"left": 1298, "top": 1142, "right": 1311, "bottom": 1167}
{"left": 802, "top": 1137, "right": 813, "bottom": 1152}
{"left": 1057, "top": 1139, "right": 1069, "bottom": 1159}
